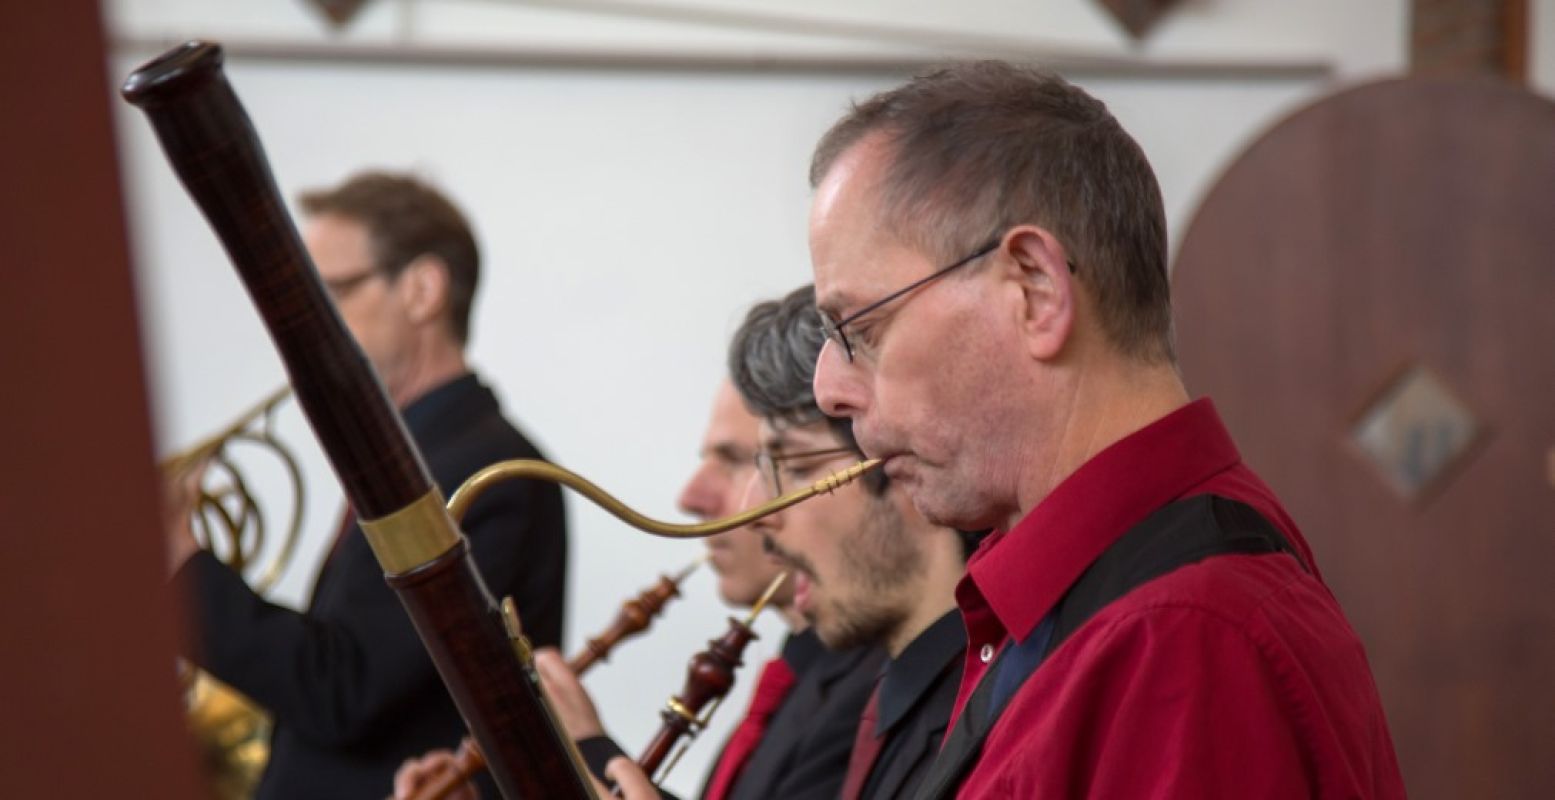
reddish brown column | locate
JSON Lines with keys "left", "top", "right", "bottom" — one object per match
{"left": 0, "top": 1, "right": 202, "bottom": 796}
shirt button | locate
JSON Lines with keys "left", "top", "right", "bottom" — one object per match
{"left": 979, "top": 643, "right": 995, "bottom": 663}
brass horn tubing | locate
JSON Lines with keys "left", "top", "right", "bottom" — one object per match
{"left": 226, "top": 428, "right": 308, "bottom": 594}
{"left": 446, "top": 458, "right": 882, "bottom": 536}
{"left": 164, "top": 389, "right": 306, "bottom": 595}
{"left": 204, "top": 450, "right": 261, "bottom": 561}
{"left": 160, "top": 385, "right": 292, "bottom": 476}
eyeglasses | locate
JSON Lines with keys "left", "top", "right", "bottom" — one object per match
{"left": 754, "top": 446, "right": 857, "bottom": 497}
{"left": 819, "top": 239, "right": 1079, "bottom": 363}
{"left": 322, "top": 268, "right": 382, "bottom": 301}
{"left": 818, "top": 239, "right": 1000, "bottom": 363}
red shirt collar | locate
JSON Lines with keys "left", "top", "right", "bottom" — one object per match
{"left": 962, "top": 398, "right": 1243, "bottom": 642}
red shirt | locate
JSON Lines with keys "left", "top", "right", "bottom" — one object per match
{"left": 951, "top": 399, "right": 1405, "bottom": 798}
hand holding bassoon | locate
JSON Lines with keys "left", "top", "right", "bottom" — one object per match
{"left": 400, "top": 563, "right": 701, "bottom": 800}
{"left": 399, "top": 572, "right": 785, "bottom": 800}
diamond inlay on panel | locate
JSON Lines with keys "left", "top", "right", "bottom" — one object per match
{"left": 1352, "top": 365, "right": 1480, "bottom": 499}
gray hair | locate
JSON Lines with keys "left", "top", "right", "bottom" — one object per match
{"left": 727, "top": 284, "right": 887, "bottom": 494}
{"left": 810, "top": 60, "right": 1173, "bottom": 362}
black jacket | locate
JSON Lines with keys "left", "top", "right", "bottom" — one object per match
{"left": 179, "top": 374, "right": 568, "bottom": 799}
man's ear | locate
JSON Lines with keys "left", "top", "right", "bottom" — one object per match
{"left": 1002, "top": 225, "right": 1075, "bottom": 361}
{"left": 397, "top": 255, "right": 451, "bottom": 326}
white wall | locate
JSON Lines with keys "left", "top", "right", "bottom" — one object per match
{"left": 1535, "top": 0, "right": 1555, "bottom": 91}
{"left": 107, "top": 0, "right": 1472, "bottom": 794}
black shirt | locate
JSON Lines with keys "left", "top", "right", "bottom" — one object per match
{"left": 859, "top": 610, "right": 966, "bottom": 800}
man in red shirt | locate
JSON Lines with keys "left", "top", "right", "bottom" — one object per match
{"left": 802, "top": 61, "right": 1407, "bottom": 798}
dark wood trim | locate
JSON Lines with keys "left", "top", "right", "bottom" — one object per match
{"left": 111, "top": 35, "right": 1334, "bottom": 81}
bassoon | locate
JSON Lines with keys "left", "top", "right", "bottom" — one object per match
{"left": 408, "top": 561, "right": 726, "bottom": 800}
{"left": 121, "top": 42, "right": 593, "bottom": 799}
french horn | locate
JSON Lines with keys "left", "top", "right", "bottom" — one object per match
{"left": 163, "top": 386, "right": 303, "bottom": 800}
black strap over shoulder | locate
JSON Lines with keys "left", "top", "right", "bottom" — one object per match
{"left": 913, "top": 495, "right": 1303, "bottom": 800}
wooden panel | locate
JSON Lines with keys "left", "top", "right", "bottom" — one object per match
{"left": 0, "top": 1, "right": 202, "bottom": 795}
{"left": 1173, "top": 77, "right": 1555, "bottom": 799}
{"left": 1411, "top": 0, "right": 1527, "bottom": 80}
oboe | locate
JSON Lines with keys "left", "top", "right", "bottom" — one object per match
{"left": 570, "top": 559, "right": 702, "bottom": 674}
{"left": 637, "top": 573, "right": 788, "bottom": 782}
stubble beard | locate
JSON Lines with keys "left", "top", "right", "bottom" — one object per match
{"left": 815, "top": 496, "right": 923, "bottom": 650}
{"left": 814, "top": 599, "right": 901, "bottom": 652}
